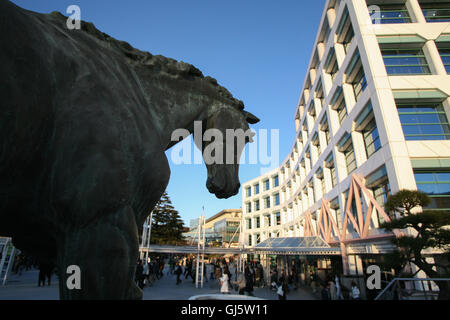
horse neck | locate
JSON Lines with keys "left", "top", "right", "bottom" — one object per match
{"left": 152, "top": 89, "right": 212, "bottom": 150}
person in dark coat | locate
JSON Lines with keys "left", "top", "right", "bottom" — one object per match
{"left": 135, "top": 260, "right": 144, "bottom": 289}
{"left": 38, "top": 260, "right": 53, "bottom": 287}
{"left": 175, "top": 263, "right": 183, "bottom": 285}
{"left": 244, "top": 265, "right": 254, "bottom": 296}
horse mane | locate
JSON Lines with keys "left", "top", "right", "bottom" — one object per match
{"left": 49, "top": 11, "right": 245, "bottom": 110}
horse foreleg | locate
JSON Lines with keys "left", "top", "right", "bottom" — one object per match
{"left": 57, "top": 205, "right": 141, "bottom": 300}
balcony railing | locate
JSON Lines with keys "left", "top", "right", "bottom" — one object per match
{"left": 372, "top": 10, "right": 411, "bottom": 24}
{"left": 423, "top": 8, "right": 450, "bottom": 22}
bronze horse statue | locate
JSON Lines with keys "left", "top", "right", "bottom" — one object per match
{"left": 0, "top": 0, "right": 259, "bottom": 299}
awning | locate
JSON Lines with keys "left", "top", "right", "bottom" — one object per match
{"left": 252, "top": 236, "right": 341, "bottom": 256}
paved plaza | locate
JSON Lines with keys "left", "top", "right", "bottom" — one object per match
{"left": 0, "top": 266, "right": 317, "bottom": 300}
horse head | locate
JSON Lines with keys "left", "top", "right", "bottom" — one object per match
{"left": 196, "top": 100, "right": 259, "bottom": 199}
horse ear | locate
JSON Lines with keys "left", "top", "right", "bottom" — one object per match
{"left": 243, "top": 111, "right": 260, "bottom": 124}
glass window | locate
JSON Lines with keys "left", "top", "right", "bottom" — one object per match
{"left": 264, "top": 179, "right": 270, "bottom": 191}
{"left": 344, "top": 143, "right": 356, "bottom": 175}
{"left": 336, "top": 8, "right": 354, "bottom": 54}
{"left": 437, "top": 45, "right": 450, "bottom": 74}
{"left": 246, "top": 202, "right": 252, "bottom": 213}
{"left": 255, "top": 216, "right": 260, "bottom": 229}
{"left": 248, "top": 234, "right": 252, "bottom": 245}
{"left": 265, "top": 197, "right": 271, "bottom": 209}
{"left": 273, "top": 175, "right": 279, "bottom": 187}
{"left": 331, "top": 166, "right": 337, "bottom": 187}
{"left": 246, "top": 219, "right": 252, "bottom": 230}
{"left": 372, "top": 181, "right": 391, "bottom": 225}
{"left": 254, "top": 184, "right": 260, "bottom": 195}
{"left": 275, "top": 212, "right": 281, "bottom": 225}
{"left": 414, "top": 170, "right": 450, "bottom": 209}
{"left": 382, "top": 48, "right": 431, "bottom": 75}
{"left": 246, "top": 187, "right": 251, "bottom": 197}
{"left": 363, "top": 118, "right": 381, "bottom": 158}
{"left": 371, "top": 4, "right": 411, "bottom": 24}
{"left": 397, "top": 102, "right": 450, "bottom": 140}
{"left": 275, "top": 193, "right": 280, "bottom": 206}
{"left": 420, "top": 2, "right": 450, "bottom": 22}
{"left": 255, "top": 200, "right": 260, "bottom": 211}
{"left": 336, "top": 97, "right": 347, "bottom": 124}
{"left": 352, "top": 66, "right": 368, "bottom": 100}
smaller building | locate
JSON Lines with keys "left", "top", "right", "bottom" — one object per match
{"left": 183, "top": 209, "right": 242, "bottom": 246}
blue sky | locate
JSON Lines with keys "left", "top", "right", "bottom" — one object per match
{"left": 11, "top": 0, "right": 326, "bottom": 226}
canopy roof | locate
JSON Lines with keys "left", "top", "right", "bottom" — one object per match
{"left": 253, "top": 236, "right": 341, "bottom": 255}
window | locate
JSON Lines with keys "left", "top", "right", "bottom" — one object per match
{"left": 363, "top": 119, "right": 381, "bottom": 158}
{"left": 248, "top": 234, "right": 252, "bottom": 245}
{"left": 264, "top": 179, "right": 270, "bottom": 191}
{"left": 437, "top": 44, "right": 450, "bottom": 73}
{"left": 344, "top": 145, "right": 356, "bottom": 175}
{"left": 246, "top": 187, "right": 251, "bottom": 197}
{"left": 325, "top": 153, "right": 337, "bottom": 188}
{"left": 265, "top": 197, "right": 271, "bottom": 209}
{"left": 397, "top": 101, "right": 450, "bottom": 140}
{"left": 336, "top": 97, "right": 347, "bottom": 124}
{"left": 273, "top": 175, "right": 279, "bottom": 187}
{"left": 275, "top": 212, "right": 281, "bottom": 225}
{"left": 420, "top": 2, "right": 450, "bottom": 22}
{"left": 330, "top": 197, "right": 341, "bottom": 230}
{"left": 315, "top": 80, "right": 324, "bottom": 110}
{"left": 372, "top": 182, "right": 390, "bottom": 225}
{"left": 381, "top": 48, "right": 430, "bottom": 75}
{"left": 414, "top": 170, "right": 450, "bottom": 209}
{"left": 319, "top": 174, "right": 326, "bottom": 195}
{"left": 274, "top": 193, "right": 280, "bottom": 206}
{"left": 254, "top": 199, "right": 260, "bottom": 211}
{"left": 336, "top": 7, "right": 354, "bottom": 54}
{"left": 351, "top": 66, "right": 367, "bottom": 100}
{"left": 320, "top": 115, "right": 331, "bottom": 144}
{"left": 325, "top": 48, "right": 339, "bottom": 82}
{"left": 246, "top": 219, "right": 252, "bottom": 230}
{"left": 331, "top": 166, "right": 337, "bottom": 187}
{"left": 312, "top": 132, "right": 321, "bottom": 156}
{"left": 255, "top": 216, "right": 260, "bottom": 229}
{"left": 370, "top": 4, "right": 411, "bottom": 24}
{"left": 246, "top": 202, "right": 252, "bottom": 213}
{"left": 254, "top": 184, "right": 260, "bottom": 195}
{"left": 339, "top": 134, "right": 356, "bottom": 175}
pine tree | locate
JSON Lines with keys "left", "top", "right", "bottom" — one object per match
{"left": 150, "top": 192, "right": 186, "bottom": 245}
{"left": 381, "top": 189, "right": 450, "bottom": 300}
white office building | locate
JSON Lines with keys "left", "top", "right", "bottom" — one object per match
{"left": 241, "top": 0, "right": 450, "bottom": 288}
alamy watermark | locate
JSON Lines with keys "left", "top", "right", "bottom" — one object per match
{"left": 66, "top": 5, "right": 81, "bottom": 30}
{"left": 170, "top": 121, "right": 280, "bottom": 174}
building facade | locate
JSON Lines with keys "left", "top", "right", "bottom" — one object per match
{"left": 183, "top": 209, "right": 242, "bottom": 246}
{"left": 242, "top": 0, "right": 450, "bottom": 279}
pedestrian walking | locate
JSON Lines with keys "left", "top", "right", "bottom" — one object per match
{"left": 320, "top": 283, "right": 330, "bottom": 300}
{"left": 236, "top": 272, "right": 246, "bottom": 295}
{"left": 335, "top": 275, "right": 344, "bottom": 300}
{"left": 220, "top": 271, "right": 230, "bottom": 294}
{"left": 277, "top": 280, "right": 287, "bottom": 300}
{"left": 175, "top": 263, "right": 183, "bottom": 285}
{"left": 244, "top": 265, "right": 254, "bottom": 296}
{"left": 329, "top": 280, "right": 337, "bottom": 300}
{"left": 351, "top": 281, "right": 360, "bottom": 300}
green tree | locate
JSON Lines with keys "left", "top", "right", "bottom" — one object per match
{"left": 381, "top": 189, "right": 450, "bottom": 300}
{"left": 150, "top": 192, "right": 185, "bottom": 245}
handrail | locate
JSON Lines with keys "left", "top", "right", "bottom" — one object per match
{"left": 375, "top": 278, "right": 450, "bottom": 300}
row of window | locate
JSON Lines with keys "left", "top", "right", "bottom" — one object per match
{"left": 381, "top": 44, "right": 450, "bottom": 76}
{"left": 246, "top": 212, "right": 281, "bottom": 230}
{"left": 369, "top": 2, "right": 450, "bottom": 24}
{"left": 245, "top": 175, "right": 279, "bottom": 198}
{"left": 245, "top": 193, "right": 280, "bottom": 213}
